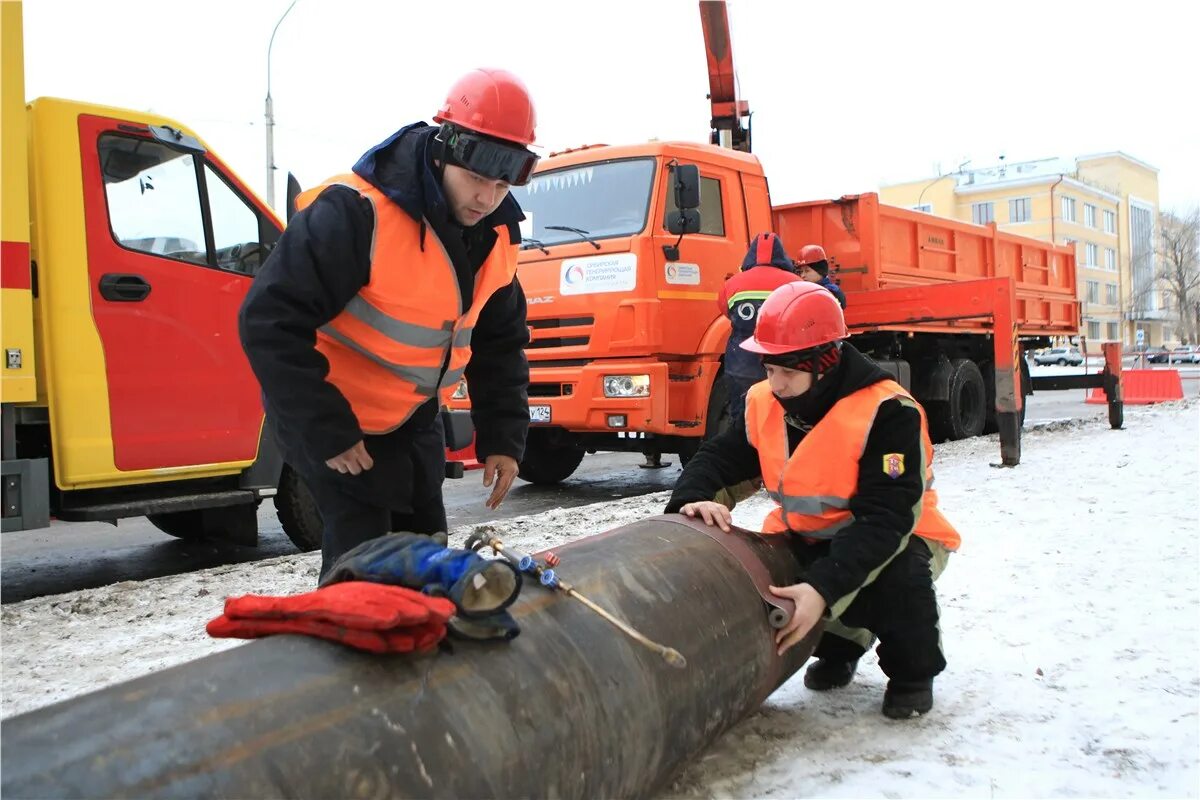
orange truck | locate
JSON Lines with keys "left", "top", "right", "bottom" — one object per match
{"left": 0, "top": 2, "right": 324, "bottom": 546}
{"left": 446, "top": 143, "right": 1097, "bottom": 482}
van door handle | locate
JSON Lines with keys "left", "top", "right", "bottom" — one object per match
{"left": 98, "top": 273, "right": 151, "bottom": 302}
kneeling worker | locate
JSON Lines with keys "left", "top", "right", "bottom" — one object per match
{"left": 665, "top": 282, "right": 960, "bottom": 718}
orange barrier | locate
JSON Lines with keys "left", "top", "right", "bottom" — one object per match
{"left": 1087, "top": 369, "right": 1183, "bottom": 405}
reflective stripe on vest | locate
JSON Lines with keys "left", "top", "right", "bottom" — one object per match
{"left": 744, "top": 378, "right": 960, "bottom": 549}
{"left": 297, "top": 173, "right": 517, "bottom": 433}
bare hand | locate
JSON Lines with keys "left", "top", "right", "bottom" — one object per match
{"left": 483, "top": 455, "right": 520, "bottom": 510}
{"left": 769, "top": 583, "right": 826, "bottom": 656}
{"left": 325, "top": 441, "right": 374, "bottom": 475}
{"left": 678, "top": 501, "right": 733, "bottom": 533}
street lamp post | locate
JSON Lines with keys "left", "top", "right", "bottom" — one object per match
{"left": 265, "top": 0, "right": 299, "bottom": 209}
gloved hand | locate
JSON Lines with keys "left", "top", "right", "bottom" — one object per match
{"left": 206, "top": 581, "right": 455, "bottom": 654}
{"left": 321, "top": 532, "right": 521, "bottom": 619}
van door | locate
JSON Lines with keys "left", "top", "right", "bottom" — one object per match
{"left": 70, "top": 113, "right": 276, "bottom": 476}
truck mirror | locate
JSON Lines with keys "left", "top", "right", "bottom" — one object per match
{"left": 672, "top": 164, "right": 701, "bottom": 210}
{"left": 666, "top": 209, "right": 701, "bottom": 236}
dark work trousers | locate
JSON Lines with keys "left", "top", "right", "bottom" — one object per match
{"left": 795, "top": 535, "right": 947, "bottom": 683}
{"left": 293, "top": 416, "right": 449, "bottom": 581}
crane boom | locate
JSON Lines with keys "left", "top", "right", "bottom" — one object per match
{"left": 699, "top": 0, "right": 750, "bottom": 152}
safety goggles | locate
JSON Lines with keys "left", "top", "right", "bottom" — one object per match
{"left": 443, "top": 126, "right": 539, "bottom": 186}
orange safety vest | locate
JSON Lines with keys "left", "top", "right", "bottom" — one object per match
{"left": 744, "top": 379, "right": 960, "bottom": 550}
{"left": 295, "top": 173, "right": 518, "bottom": 434}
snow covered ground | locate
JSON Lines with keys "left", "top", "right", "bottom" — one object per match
{"left": 3, "top": 399, "right": 1198, "bottom": 798}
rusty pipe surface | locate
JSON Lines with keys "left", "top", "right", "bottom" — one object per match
{"left": 1, "top": 515, "right": 819, "bottom": 800}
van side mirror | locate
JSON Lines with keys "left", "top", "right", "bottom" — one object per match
{"left": 672, "top": 164, "right": 701, "bottom": 210}
{"left": 666, "top": 209, "right": 701, "bottom": 235}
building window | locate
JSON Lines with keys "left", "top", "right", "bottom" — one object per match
{"left": 1106, "top": 322, "right": 1118, "bottom": 340}
{"left": 1105, "top": 283, "right": 1118, "bottom": 305}
{"left": 912, "top": 203, "right": 932, "bottom": 213}
{"left": 1061, "top": 196, "right": 1077, "bottom": 222}
{"left": 972, "top": 202, "right": 995, "bottom": 225}
{"left": 1104, "top": 248, "right": 1116, "bottom": 271}
{"left": 1087, "top": 320, "right": 1101, "bottom": 339}
{"left": 1085, "top": 243, "right": 1098, "bottom": 267}
{"left": 1084, "top": 203, "right": 1097, "bottom": 228}
{"left": 1086, "top": 280, "right": 1099, "bottom": 304}
{"left": 1009, "top": 197, "right": 1031, "bottom": 223}
{"left": 1103, "top": 209, "right": 1116, "bottom": 234}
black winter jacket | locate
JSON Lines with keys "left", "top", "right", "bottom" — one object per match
{"left": 239, "top": 123, "right": 530, "bottom": 469}
{"left": 665, "top": 344, "right": 928, "bottom": 612}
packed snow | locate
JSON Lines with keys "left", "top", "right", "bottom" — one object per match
{"left": 2, "top": 399, "right": 1198, "bottom": 798}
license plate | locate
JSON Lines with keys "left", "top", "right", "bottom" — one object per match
{"left": 529, "top": 405, "right": 551, "bottom": 423}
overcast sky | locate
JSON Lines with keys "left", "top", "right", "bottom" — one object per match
{"left": 21, "top": 0, "right": 1200, "bottom": 213}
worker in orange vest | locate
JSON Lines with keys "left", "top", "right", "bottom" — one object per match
{"left": 666, "top": 282, "right": 960, "bottom": 718}
{"left": 240, "top": 69, "right": 539, "bottom": 579}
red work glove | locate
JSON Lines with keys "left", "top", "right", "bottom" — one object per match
{"left": 206, "top": 581, "right": 455, "bottom": 654}
{"left": 222, "top": 581, "right": 454, "bottom": 629}
{"left": 206, "top": 616, "right": 447, "bottom": 654}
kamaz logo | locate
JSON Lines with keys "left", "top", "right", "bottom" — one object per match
{"left": 927, "top": 236, "right": 946, "bottom": 247}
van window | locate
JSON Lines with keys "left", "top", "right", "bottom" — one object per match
{"left": 100, "top": 134, "right": 207, "bottom": 265}
{"left": 98, "top": 133, "right": 276, "bottom": 273}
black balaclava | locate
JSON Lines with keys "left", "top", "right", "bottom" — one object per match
{"left": 762, "top": 342, "right": 844, "bottom": 428}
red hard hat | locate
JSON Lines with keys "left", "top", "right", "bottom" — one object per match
{"left": 433, "top": 68, "right": 537, "bottom": 146}
{"left": 795, "top": 244, "right": 827, "bottom": 267}
{"left": 740, "top": 282, "right": 849, "bottom": 355}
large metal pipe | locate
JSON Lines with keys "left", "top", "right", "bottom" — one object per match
{"left": 1, "top": 515, "right": 819, "bottom": 799}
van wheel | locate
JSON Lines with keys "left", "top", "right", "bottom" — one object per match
{"left": 518, "top": 429, "right": 585, "bottom": 485}
{"left": 276, "top": 465, "right": 323, "bottom": 552}
{"left": 928, "top": 358, "right": 987, "bottom": 442}
{"left": 679, "top": 374, "right": 730, "bottom": 467}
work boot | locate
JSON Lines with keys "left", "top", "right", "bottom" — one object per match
{"left": 882, "top": 679, "right": 934, "bottom": 719}
{"left": 803, "top": 659, "right": 858, "bottom": 691}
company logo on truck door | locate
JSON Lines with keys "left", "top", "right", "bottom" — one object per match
{"left": 664, "top": 262, "right": 701, "bottom": 285}
{"left": 559, "top": 254, "right": 638, "bottom": 295}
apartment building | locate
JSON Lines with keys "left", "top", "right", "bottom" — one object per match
{"left": 880, "top": 152, "right": 1168, "bottom": 350}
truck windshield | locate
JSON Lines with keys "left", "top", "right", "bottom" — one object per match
{"left": 513, "top": 158, "right": 655, "bottom": 247}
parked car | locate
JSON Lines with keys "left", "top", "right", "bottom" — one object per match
{"left": 1145, "top": 347, "right": 1171, "bottom": 364}
{"left": 1168, "top": 346, "right": 1200, "bottom": 364}
{"left": 1033, "top": 347, "right": 1084, "bottom": 366}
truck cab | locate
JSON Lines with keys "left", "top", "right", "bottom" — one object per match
{"left": 449, "top": 142, "right": 768, "bottom": 482}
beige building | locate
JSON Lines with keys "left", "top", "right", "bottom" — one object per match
{"left": 881, "top": 153, "right": 1169, "bottom": 350}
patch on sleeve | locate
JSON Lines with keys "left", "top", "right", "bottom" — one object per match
{"left": 883, "top": 453, "right": 905, "bottom": 479}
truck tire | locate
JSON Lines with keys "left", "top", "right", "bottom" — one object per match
{"left": 679, "top": 374, "right": 730, "bottom": 467}
{"left": 928, "top": 358, "right": 986, "bottom": 442}
{"left": 276, "top": 465, "right": 323, "bottom": 552}
{"left": 518, "top": 430, "right": 585, "bottom": 485}
{"left": 147, "top": 511, "right": 208, "bottom": 541}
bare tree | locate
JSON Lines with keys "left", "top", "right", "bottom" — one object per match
{"left": 1157, "top": 209, "right": 1200, "bottom": 343}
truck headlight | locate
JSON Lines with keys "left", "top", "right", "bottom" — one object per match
{"left": 451, "top": 380, "right": 468, "bottom": 400}
{"left": 602, "top": 374, "right": 650, "bottom": 398}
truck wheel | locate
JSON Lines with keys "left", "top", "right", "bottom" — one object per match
{"left": 276, "top": 465, "right": 323, "bottom": 552}
{"left": 518, "top": 430, "right": 585, "bottom": 485}
{"left": 928, "top": 358, "right": 986, "bottom": 442}
{"left": 147, "top": 511, "right": 208, "bottom": 540}
{"left": 679, "top": 374, "right": 730, "bottom": 467}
